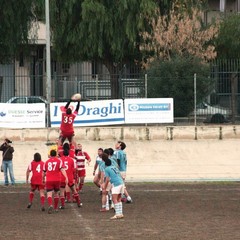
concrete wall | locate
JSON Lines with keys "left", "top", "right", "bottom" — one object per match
{"left": 1, "top": 125, "right": 240, "bottom": 183}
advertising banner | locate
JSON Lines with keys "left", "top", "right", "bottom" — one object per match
{"left": 50, "top": 99, "right": 125, "bottom": 127}
{"left": 0, "top": 103, "right": 46, "bottom": 128}
{"left": 124, "top": 98, "right": 174, "bottom": 124}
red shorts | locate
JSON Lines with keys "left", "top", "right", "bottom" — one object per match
{"left": 68, "top": 180, "right": 75, "bottom": 188}
{"left": 45, "top": 181, "right": 60, "bottom": 192}
{"left": 61, "top": 132, "right": 74, "bottom": 138}
{"left": 60, "top": 180, "right": 74, "bottom": 188}
{"left": 60, "top": 181, "right": 66, "bottom": 188}
{"left": 77, "top": 169, "right": 86, "bottom": 178}
{"left": 31, "top": 184, "right": 45, "bottom": 191}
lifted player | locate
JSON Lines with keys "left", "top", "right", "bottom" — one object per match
{"left": 59, "top": 98, "right": 80, "bottom": 148}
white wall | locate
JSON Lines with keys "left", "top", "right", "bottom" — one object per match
{"left": 1, "top": 126, "right": 240, "bottom": 183}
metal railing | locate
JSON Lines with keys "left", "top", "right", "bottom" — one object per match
{"left": 1, "top": 59, "right": 240, "bottom": 125}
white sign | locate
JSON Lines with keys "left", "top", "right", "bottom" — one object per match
{"left": 124, "top": 98, "right": 174, "bottom": 123}
{"left": 50, "top": 99, "right": 125, "bottom": 127}
{"left": 0, "top": 103, "right": 46, "bottom": 128}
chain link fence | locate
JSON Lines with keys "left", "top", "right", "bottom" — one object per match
{"left": 1, "top": 59, "right": 240, "bottom": 125}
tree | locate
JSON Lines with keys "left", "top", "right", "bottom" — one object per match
{"left": 0, "top": 0, "right": 40, "bottom": 63}
{"left": 145, "top": 7, "right": 219, "bottom": 62}
{"left": 142, "top": 3, "right": 217, "bottom": 117}
{"left": 215, "top": 14, "right": 240, "bottom": 122}
{"left": 146, "top": 55, "right": 212, "bottom": 117}
{"left": 215, "top": 13, "right": 240, "bottom": 59}
{"left": 48, "top": 0, "right": 158, "bottom": 98}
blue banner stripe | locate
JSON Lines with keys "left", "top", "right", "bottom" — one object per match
{"left": 51, "top": 118, "right": 125, "bottom": 125}
{"left": 128, "top": 103, "right": 171, "bottom": 112}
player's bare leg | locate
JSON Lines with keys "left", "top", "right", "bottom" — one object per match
{"left": 70, "top": 184, "right": 82, "bottom": 207}
{"left": 59, "top": 186, "right": 66, "bottom": 209}
{"left": 47, "top": 191, "right": 54, "bottom": 214}
{"left": 59, "top": 135, "right": 65, "bottom": 147}
{"left": 93, "top": 172, "right": 101, "bottom": 188}
{"left": 100, "top": 189, "right": 109, "bottom": 212}
{"left": 111, "top": 193, "right": 124, "bottom": 219}
{"left": 39, "top": 189, "right": 45, "bottom": 211}
{"left": 79, "top": 176, "right": 85, "bottom": 192}
{"left": 65, "top": 184, "right": 72, "bottom": 203}
{"left": 69, "top": 136, "right": 77, "bottom": 149}
{"left": 27, "top": 189, "right": 35, "bottom": 209}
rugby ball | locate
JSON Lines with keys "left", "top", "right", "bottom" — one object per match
{"left": 71, "top": 93, "right": 81, "bottom": 101}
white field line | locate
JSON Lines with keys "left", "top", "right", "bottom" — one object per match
{"left": 0, "top": 187, "right": 240, "bottom": 194}
{"left": 70, "top": 204, "right": 97, "bottom": 240}
{"left": 139, "top": 188, "right": 240, "bottom": 192}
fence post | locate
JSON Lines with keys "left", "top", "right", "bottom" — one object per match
{"left": 96, "top": 74, "right": 99, "bottom": 100}
{"left": 194, "top": 73, "right": 197, "bottom": 127}
{"left": 63, "top": 77, "right": 67, "bottom": 99}
{"left": 0, "top": 76, "right": 3, "bottom": 101}
{"left": 145, "top": 73, "right": 148, "bottom": 98}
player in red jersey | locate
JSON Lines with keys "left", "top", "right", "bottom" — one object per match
{"left": 59, "top": 149, "right": 82, "bottom": 208}
{"left": 58, "top": 142, "right": 75, "bottom": 158}
{"left": 75, "top": 143, "right": 91, "bottom": 193}
{"left": 43, "top": 149, "right": 68, "bottom": 214}
{"left": 59, "top": 99, "right": 80, "bottom": 147}
{"left": 58, "top": 142, "right": 76, "bottom": 203}
{"left": 26, "top": 152, "right": 45, "bottom": 211}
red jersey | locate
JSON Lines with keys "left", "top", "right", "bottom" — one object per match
{"left": 58, "top": 145, "right": 75, "bottom": 158}
{"left": 27, "top": 160, "right": 45, "bottom": 185}
{"left": 75, "top": 151, "right": 91, "bottom": 171}
{"left": 60, "top": 110, "right": 78, "bottom": 135}
{"left": 44, "top": 157, "right": 63, "bottom": 182}
{"left": 60, "top": 155, "right": 76, "bottom": 183}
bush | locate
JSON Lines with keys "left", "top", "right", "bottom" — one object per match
{"left": 146, "top": 55, "right": 213, "bottom": 117}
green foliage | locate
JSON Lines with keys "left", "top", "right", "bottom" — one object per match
{"left": 216, "top": 14, "right": 240, "bottom": 59}
{"left": 49, "top": 0, "right": 157, "bottom": 63}
{"left": 0, "top": 0, "right": 40, "bottom": 63}
{"left": 146, "top": 55, "right": 212, "bottom": 117}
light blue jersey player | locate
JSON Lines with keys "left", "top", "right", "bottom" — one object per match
{"left": 114, "top": 141, "right": 133, "bottom": 203}
{"left": 105, "top": 164, "right": 123, "bottom": 187}
{"left": 108, "top": 147, "right": 119, "bottom": 169}
{"left": 103, "top": 156, "right": 124, "bottom": 219}
{"left": 114, "top": 149, "right": 127, "bottom": 172}
{"left": 99, "top": 149, "right": 119, "bottom": 212}
{"left": 114, "top": 141, "right": 127, "bottom": 176}
{"left": 93, "top": 148, "right": 104, "bottom": 191}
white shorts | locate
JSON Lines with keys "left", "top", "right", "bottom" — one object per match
{"left": 106, "top": 182, "right": 112, "bottom": 192}
{"left": 111, "top": 184, "right": 124, "bottom": 195}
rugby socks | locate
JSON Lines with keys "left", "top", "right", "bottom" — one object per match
{"left": 40, "top": 196, "right": 45, "bottom": 206}
{"left": 66, "top": 192, "right": 71, "bottom": 202}
{"left": 60, "top": 196, "right": 65, "bottom": 208}
{"left": 47, "top": 196, "right": 53, "bottom": 206}
{"left": 127, "top": 196, "right": 132, "bottom": 201}
{"left": 29, "top": 192, "right": 34, "bottom": 203}
{"left": 119, "top": 202, "right": 123, "bottom": 215}
{"left": 114, "top": 202, "right": 121, "bottom": 215}
{"left": 74, "top": 193, "right": 80, "bottom": 205}
{"left": 79, "top": 183, "right": 83, "bottom": 191}
{"left": 72, "top": 193, "right": 76, "bottom": 202}
{"left": 106, "top": 195, "right": 109, "bottom": 210}
{"left": 54, "top": 196, "right": 59, "bottom": 209}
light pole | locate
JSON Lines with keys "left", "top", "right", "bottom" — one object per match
{"left": 45, "top": 0, "right": 51, "bottom": 127}
{"left": 194, "top": 73, "right": 197, "bottom": 140}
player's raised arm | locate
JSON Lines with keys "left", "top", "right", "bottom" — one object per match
{"left": 75, "top": 100, "right": 80, "bottom": 113}
{"left": 65, "top": 99, "right": 72, "bottom": 109}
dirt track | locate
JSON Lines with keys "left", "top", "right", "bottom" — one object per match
{"left": 1, "top": 182, "right": 240, "bottom": 240}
